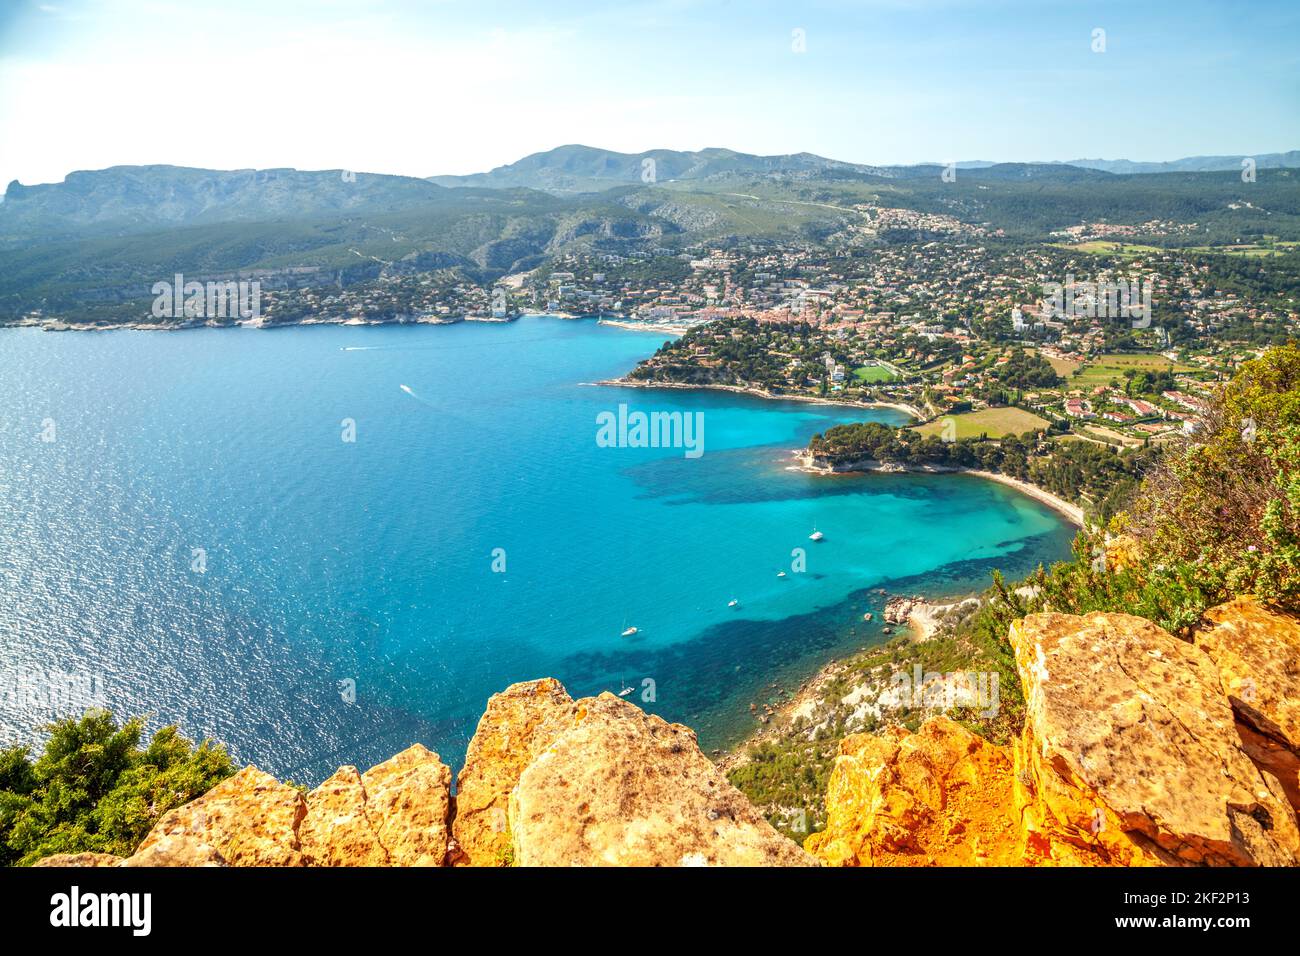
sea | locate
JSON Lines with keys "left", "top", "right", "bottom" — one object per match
{"left": 0, "top": 316, "right": 1075, "bottom": 780}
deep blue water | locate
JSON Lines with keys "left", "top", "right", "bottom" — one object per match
{"left": 0, "top": 317, "right": 1074, "bottom": 780}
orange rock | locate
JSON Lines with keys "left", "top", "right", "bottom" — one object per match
{"left": 1011, "top": 611, "right": 1299, "bottom": 866}
{"left": 1194, "top": 596, "right": 1300, "bottom": 813}
{"left": 360, "top": 744, "right": 451, "bottom": 866}
{"left": 507, "top": 692, "right": 815, "bottom": 866}
{"left": 126, "top": 746, "right": 450, "bottom": 867}
{"left": 299, "top": 766, "right": 389, "bottom": 867}
{"left": 805, "top": 717, "right": 1021, "bottom": 866}
{"left": 122, "top": 835, "right": 226, "bottom": 866}
{"left": 33, "top": 852, "right": 124, "bottom": 867}
{"left": 452, "top": 678, "right": 576, "bottom": 866}
{"left": 136, "top": 766, "right": 307, "bottom": 866}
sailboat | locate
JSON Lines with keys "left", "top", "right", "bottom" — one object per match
{"left": 618, "top": 678, "right": 635, "bottom": 697}
{"left": 809, "top": 526, "right": 824, "bottom": 542}
{"left": 620, "top": 617, "right": 638, "bottom": 638}
{"left": 728, "top": 598, "right": 740, "bottom": 608}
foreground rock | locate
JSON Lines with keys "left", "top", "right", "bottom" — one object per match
{"left": 454, "top": 679, "right": 814, "bottom": 866}
{"left": 805, "top": 718, "right": 1020, "bottom": 866}
{"left": 359, "top": 745, "right": 453, "bottom": 866}
{"left": 452, "top": 677, "right": 576, "bottom": 866}
{"left": 1193, "top": 597, "right": 1300, "bottom": 813}
{"left": 1011, "top": 611, "right": 1298, "bottom": 866}
{"left": 808, "top": 603, "right": 1300, "bottom": 867}
{"left": 37, "top": 745, "right": 451, "bottom": 868}
{"left": 506, "top": 691, "right": 814, "bottom": 866}
{"left": 138, "top": 766, "right": 308, "bottom": 866}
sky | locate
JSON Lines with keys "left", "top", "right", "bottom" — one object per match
{"left": 0, "top": 0, "right": 1297, "bottom": 186}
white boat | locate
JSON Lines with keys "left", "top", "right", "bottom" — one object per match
{"left": 621, "top": 625, "right": 638, "bottom": 638}
{"left": 809, "top": 527, "right": 824, "bottom": 542}
{"left": 618, "top": 678, "right": 635, "bottom": 697}
{"left": 776, "top": 571, "right": 787, "bottom": 579}
{"left": 728, "top": 598, "right": 740, "bottom": 608}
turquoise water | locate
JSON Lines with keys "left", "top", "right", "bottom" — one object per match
{"left": 0, "top": 317, "right": 1074, "bottom": 780}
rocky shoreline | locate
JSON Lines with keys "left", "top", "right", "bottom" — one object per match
{"left": 2, "top": 312, "right": 531, "bottom": 333}
{"left": 718, "top": 592, "right": 981, "bottom": 772}
{"left": 594, "top": 377, "right": 926, "bottom": 419}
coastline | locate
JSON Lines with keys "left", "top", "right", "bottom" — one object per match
{"left": 593, "top": 376, "right": 926, "bottom": 420}
{"left": 2, "top": 312, "right": 524, "bottom": 333}
{"left": 596, "top": 318, "right": 695, "bottom": 335}
{"left": 716, "top": 589, "right": 986, "bottom": 774}
{"left": 5, "top": 311, "right": 687, "bottom": 335}
{"left": 713, "top": 456, "right": 1084, "bottom": 771}
{"left": 791, "top": 450, "right": 1086, "bottom": 527}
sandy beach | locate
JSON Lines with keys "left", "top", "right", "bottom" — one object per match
{"left": 596, "top": 318, "right": 696, "bottom": 335}
{"left": 792, "top": 451, "right": 1085, "bottom": 527}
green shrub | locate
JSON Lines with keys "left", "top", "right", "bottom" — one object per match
{"left": 0, "top": 710, "right": 235, "bottom": 866}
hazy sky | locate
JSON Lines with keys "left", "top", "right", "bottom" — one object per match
{"left": 1, "top": 0, "right": 1297, "bottom": 186}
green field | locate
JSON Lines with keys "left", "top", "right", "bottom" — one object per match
{"left": 913, "top": 406, "right": 1049, "bottom": 440}
{"left": 852, "top": 363, "right": 898, "bottom": 384}
{"left": 1051, "top": 240, "right": 1164, "bottom": 258}
{"left": 1030, "top": 349, "right": 1082, "bottom": 377}
{"left": 1070, "top": 353, "right": 1196, "bottom": 390}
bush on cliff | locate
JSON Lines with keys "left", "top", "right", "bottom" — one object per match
{"left": 0, "top": 710, "right": 235, "bottom": 866}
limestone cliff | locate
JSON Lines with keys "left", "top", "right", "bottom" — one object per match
{"left": 34, "top": 597, "right": 1299, "bottom": 868}
{"left": 808, "top": 598, "right": 1300, "bottom": 867}
{"left": 804, "top": 717, "right": 1022, "bottom": 866}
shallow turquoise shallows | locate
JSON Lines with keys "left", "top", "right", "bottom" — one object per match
{"left": 0, "top": 317, "right": 1074, "bottom": 779}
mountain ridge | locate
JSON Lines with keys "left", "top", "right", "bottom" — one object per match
{"left": 426, "top": 144, "right": 1300, "bottom": 194}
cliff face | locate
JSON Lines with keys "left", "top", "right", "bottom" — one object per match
{"left": 449, "top": 679, "right": 812, "bottom": 866}
{"left": 808, "top": 598, "right": 1300, "bottom": 867}
{"left": 38, "top": 681, "right": 810, "bottom": 868}
{"left": 805, "top": 717, "right": 1023, "bottom": 866}
{"left": 34, "top": 598, "right": 1300, "bottom": 868}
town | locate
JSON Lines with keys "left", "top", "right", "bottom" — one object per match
{"left": 240, "top": 224, "right": 1297, "bottom": 454}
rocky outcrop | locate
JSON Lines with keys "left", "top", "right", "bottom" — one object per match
{"left": 38, "top": 745, "right": 451, "bottom": 868}
{"left": 138, "top": 766, "right": 308, "bottom": 866}
{"left": 1193, "top": 597, "right": 1300, "bottom": 813}
{"left": 360, "top": 744, "right": 453, "bottom": 866}
{"left": 1010, "top": 610, "right": 1298, "bottom": 867}
{"left": 298, "top": 767, "right": 388, "bottom": 867}
{"left": 453, "top": 679, "right": 814, "bottom": 866}
{"left": 452, "top": 677, "right": 576, "bottom": 866}
{"left": 805, "top": 718, "right": 1021, "bottom": 866}
{"left": 809, "top": 601, "right": 1300, "bottom": 867}
{"left": 504, "top": 690, "right": 814, "bottom": 866}
{"left": 883, "top": 594, "right": 925, "bottom": 625}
